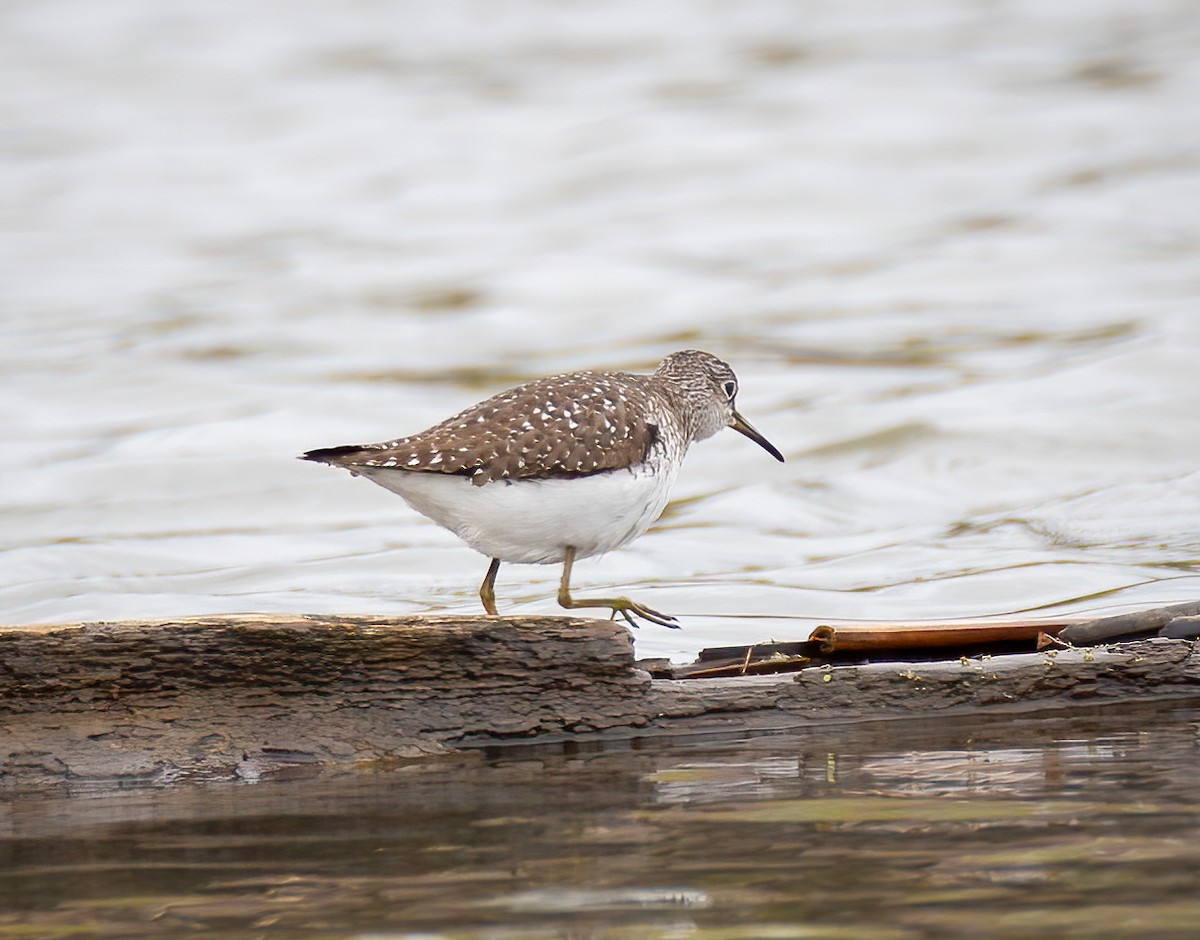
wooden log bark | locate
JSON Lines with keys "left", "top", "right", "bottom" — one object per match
{"left": 645, "top": 640, "right": 1200, "bottom": 733}
{"left": 3, "top": 614, "right": 1200, "bottom": 790}
{"left": 782, "top": 640, "right": 1200, "bottom": 717}
{"left": 0, "top": 615, "right": 647, "bottom": 787}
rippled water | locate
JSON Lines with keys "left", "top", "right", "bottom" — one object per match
{"left": 2, "top": 704, "right": 1200, "bottom": 937}
{"left": 3, "top": 0, "right": 1199, "bottom": 661}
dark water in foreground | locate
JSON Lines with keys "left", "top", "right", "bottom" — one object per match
{"left": 3, "top": 704, "right": 1200, "bottom": 938}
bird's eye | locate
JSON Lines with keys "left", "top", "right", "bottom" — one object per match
{"left": 722, "top": 380, "right": 737, "bottom": 400}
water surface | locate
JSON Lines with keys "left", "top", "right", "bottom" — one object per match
{"left": 2, "top": 0, "right": 1198, "bottom": 663}
{"left": 3, "top": 703, "right": 1200, "bottom": 937}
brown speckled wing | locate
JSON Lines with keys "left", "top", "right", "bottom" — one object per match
{"left": 305, "top": 371, "right": 660, "bottom": 486}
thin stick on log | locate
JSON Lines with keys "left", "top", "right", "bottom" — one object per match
{"left": 808, "top": 618, "right": 1080, "bottom": 654}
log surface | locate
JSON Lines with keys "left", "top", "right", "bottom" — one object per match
{"left": 2, "top": 614, "right": 1200, "bottom": 790}
{"left": 0, "top": 614, "right": 646, "bottom": 787}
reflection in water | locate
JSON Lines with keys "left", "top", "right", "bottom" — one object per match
{"left": 2, "top": 704, "right": 1200, "bottom": 937}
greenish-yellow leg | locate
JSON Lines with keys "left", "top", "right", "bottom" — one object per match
{"left": 479, "top": 557, "right": 501, "bottom": 616}
{"left": 556, "top": 545, "right": 679, "bottom": 629}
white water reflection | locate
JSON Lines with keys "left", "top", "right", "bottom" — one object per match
{"left": 2, "top": 0, "right": 1198, "bottom": 660}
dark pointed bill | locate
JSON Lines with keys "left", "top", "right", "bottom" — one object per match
{"left": 730, "top": 410, "right": 784, "bottom": 462}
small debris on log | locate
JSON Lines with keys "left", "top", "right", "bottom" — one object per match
{"left": 661, "top": 603, "right": 1200, "bottom": 678}
{"left": 648, "top": 642, "right": 812, "bottom": 679}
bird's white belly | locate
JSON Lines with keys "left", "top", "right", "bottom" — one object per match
{"left": 358, "top": 465, "right": 678, "bottom": 564}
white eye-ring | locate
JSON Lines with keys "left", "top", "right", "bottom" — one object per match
{"left": 722, "top": 380, "right": 737, "bottom": 400}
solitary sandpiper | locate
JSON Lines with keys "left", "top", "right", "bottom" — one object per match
{"left": 302, "top": 349, "right": 783, "bottom": 627}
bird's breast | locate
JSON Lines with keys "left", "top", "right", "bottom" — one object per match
{"left": 359, "top": 460, "right": 679, "bottom": 564}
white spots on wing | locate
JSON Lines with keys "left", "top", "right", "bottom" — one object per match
{"left": 319, "top": 366, "right": 675, "bottom": 484}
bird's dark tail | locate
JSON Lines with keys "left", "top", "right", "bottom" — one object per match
{"left": 300, "top": 445, "right": 366, "bottom": 465}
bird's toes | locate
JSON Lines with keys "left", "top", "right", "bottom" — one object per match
{"left": 618, "top": 598, "right": 679, "bottom": 630}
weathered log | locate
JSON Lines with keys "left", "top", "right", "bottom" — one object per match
{"left": 3, "top": 614, "right": 1200, "bottom": 790}
{"left": 783, "top": 641, "right": 1200, "bottom": 716}
{"left": 0, "top": 614, "right": 647, "bottom": 787}
{"left": 1058, "top": 601, "right": 1200, "bottom": 646}
{"left": 643, "top": 640, "right": 1200, "bottom": 733}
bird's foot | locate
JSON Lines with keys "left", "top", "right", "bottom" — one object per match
{"left": 557, "top": 591, "right": 679, "bottom": 629}
{"left": 607, "top": 597, "right": 680, "bottom": 630}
